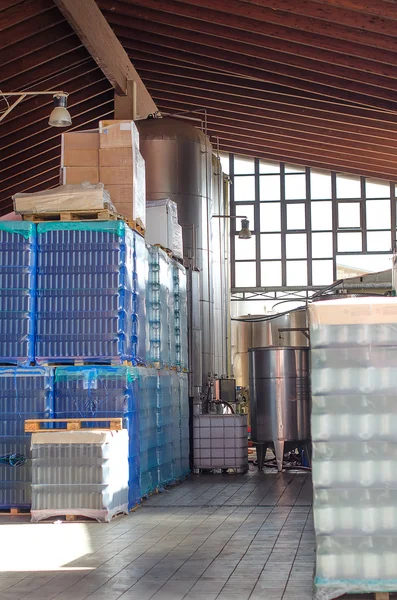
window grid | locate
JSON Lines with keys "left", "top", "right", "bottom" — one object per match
{"left": 230, "top": 154, "right": 395, "bottom": 291}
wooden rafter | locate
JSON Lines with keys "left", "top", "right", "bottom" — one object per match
{"left": 52, "top": 0, "right": 157, "bottom": 118}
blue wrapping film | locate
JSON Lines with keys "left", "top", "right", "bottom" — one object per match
{"left": 146, "top": 246, "right": 171, "bottom": 367}
{"left": 179, "top": 372, "right": 190, "bottom": 476}
{"left": 0, "top": 367, "right": 54, "bottom": 508}
{"left": 54, "top": 366, "right": 140, "bottom": 509}
{"left": 35, "top": 221, "right": 140, "bottom": 365}
{"left": 133, "top": 232, "right": 148, "bottom": 365}
{"left": 173, "top": 262, "right": 188, "bottom": 372}
{"left": 0, "top": 222, "right": 36, "bottom": 365}
{"left": 138, "top": 367, "right": 160, "bottom": 496}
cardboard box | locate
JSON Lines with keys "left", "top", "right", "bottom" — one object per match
{"left": 99, "top": 147, "right": 133, "bottom": 168}
{"left": 99, "top": 120, "right": 139, "bottom": 149}
{"left": 13, "top": 184, "right": 113, "bottom": 214}
{"left": 62, "top": 167, "right": 100, "bottom": 185}
{"left": 100, "top": 166, "right": 133, "bottom": 185}
{"left": 105, "top": 185, "right": 145, "bottom": 226}
{"left": 63, "top": 149, "right": 99, "bottom": 167}
{"left": 105, "top": 185, "right": 132, "bottom": 206}
{"left": 62, "top": 131, "right": 99, "bottom": 150}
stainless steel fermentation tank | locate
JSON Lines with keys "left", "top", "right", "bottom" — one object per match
{"left": 137, "top": 118, "right": 228, "bottom": 398}
{"left": 249, "top": 347, "right": 310, "bottom": 471}
{"left": 231, "top": 310, "right": 309, "bottom": 388}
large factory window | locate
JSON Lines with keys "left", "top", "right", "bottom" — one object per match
{"left": 228, "top": 153, "right": 396, "bottom": 295}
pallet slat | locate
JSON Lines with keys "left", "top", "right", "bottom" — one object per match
{"left": 24, "top": 417, "right": 123, "bottom": 432}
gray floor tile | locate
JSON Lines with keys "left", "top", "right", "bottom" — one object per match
{"left": 0, "top": 470, "right": 315, "bottom": 600}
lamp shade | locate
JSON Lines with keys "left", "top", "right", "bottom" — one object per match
{"left": 48, "top": 94, "right": 72, "bottom": 127}
{"left": 238, "top": 219, "right": 252, "bottom": 239}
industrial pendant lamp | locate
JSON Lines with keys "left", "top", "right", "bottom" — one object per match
{"left": 48, "top": 93, "right": 72, "bottom": 127}
{"left": 238, "top": 219, "right": 252, "bottom": 239}
{"left": 0, "top": 90, "right": 71, "bottom": 127}
{"left": 212, "top": 214, "right": 252, "bottom": 239}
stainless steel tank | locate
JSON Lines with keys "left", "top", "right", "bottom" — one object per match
{"left": 232, "top": 310, "right": 309, "bottom": 388}
{"left": 137, "top": 117, "right": 215, "bottom": 395}
{"left": 249, "top": 346, "right": 310, "bottom": 471}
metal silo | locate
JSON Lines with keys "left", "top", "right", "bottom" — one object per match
{"left": 137, "top": 117, "right": 219, "bottom": 397}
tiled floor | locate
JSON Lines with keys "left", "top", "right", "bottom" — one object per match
{"left": 0, "top": 468, "right": 315, "bottom": 600}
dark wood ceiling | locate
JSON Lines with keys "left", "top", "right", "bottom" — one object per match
{"left": 2, "top": 0, "right": 397, "bottom": 214}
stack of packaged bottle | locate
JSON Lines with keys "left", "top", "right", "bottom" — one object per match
{"left": 310, "top": 297, "right": 397, "bottom": 600}
{"left": 0, "top": 220, "right": 190, "bottom": 512}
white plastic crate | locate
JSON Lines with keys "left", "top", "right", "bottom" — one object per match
{"left": 193, "top": 414, "right": 248, "bottom": 470}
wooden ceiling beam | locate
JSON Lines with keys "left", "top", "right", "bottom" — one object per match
{"left": 1, "top": 36, "right": 85, "bottom": 84}
{"left": 53, "top": 0, "right": 157, "bottom": 118}
{"left": 122, "top": 35, "right": 397, "bottom": 112}
{"left": 136, "top": 64, "right": 397, "bottom": 126}
{"left": 217, "top": 141, "right": 397, "bottom": 182}
{"left": 148, "top": 89, "right": 397, "bottom": 143}
{"left": 141, "top": 78, "right": 397, "bottom": 134}
{"left": 2, "top": 23, "right": 75, "bottom": 67}
{"left": 0, "top": 0, "right": 53, "bottom": 31}
{"left": 101, "top": 0, "right": 397, "bottom": 67}
{"left": 0, "top": 77, "right": 112, "bottom": 146}
{"left": 114, "top": 23, "right": 397, "bottom": 106}
{"left": 158, "top": 101, "right": 397, "bottom": 157}
{"left": 157, "top": 0, "right": 397, "bottom": 51}
{"left": 0, "top": 8, "right": 63, "bottom": 50}
{"left": 1, "top": 93, "right": 114, "bottom": 159}
{"left": 205, "top": 124, "right": 397, "bottom": 170}
{"left": 313, "top": 0, "right": 397, "bottom": 21}
{"left": 236, "top": 0, "right": 397, "bottom": 37}
{"left": 105, "top": 11, "right": 397, "bottom": 87}
{"left": 0, "top": 64, "right": 103, "bottom": 128}
{"left": 0, "top": 46, "right": 90, "bottom": 90}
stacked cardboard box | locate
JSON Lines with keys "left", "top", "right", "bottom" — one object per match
{"left": 61, "top": 121, "right": 146, "bottom": 227}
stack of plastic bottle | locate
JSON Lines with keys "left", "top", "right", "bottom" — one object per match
{"left": 173, "top": 262, "right": 189, "bottom": 372}
{"left": 179, "top": 372, "right": 190, "bottom": 477}
{"left": 310, "top": 297, "right": 397, "bottom": 600}
{"left": 146, "top": 245, "right": 171, "bottom": 367}
{"left": 0, "top": 218, "right": 190, "bottom": 511}
{"left": 0, "top": 222, "right": 36, "bottom": 365}
{"left": 0, "top": 367, "right": 54, "bottom": 509}
{"left": 35, "top": 221, "right": 143, "bottom": 365}
{"left": 54, "top": 366, "right": 140, "bottom": 509}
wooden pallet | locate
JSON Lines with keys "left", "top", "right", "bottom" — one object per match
{"left": 24, "top": 417, "right": 123, "bottom": 433}
{"left": 0, "top": 507, "right": 30, "bottom": 515}
{"left": 22, "top": 206, "right": 119, "bottom": 223}
{"left": 154, "top": 244, "right": 183, "bottom": 264}
{"left": 127, "top": 219, "right": 145, "bottom": 237}
{"left": 37, "top": 359, "right": 133, "bottom": 367}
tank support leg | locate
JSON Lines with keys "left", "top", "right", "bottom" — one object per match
{"left": 273, "top": 440, "right": 284, "bottom": 472}
{"left": 256, "top": 444, "right": 266, "bottom": 471}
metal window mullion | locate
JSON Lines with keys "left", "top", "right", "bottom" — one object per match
{"left": 391, "top": 182, "right": 396, "bottom": 252}
{"left": 331, "top": 172, "right": 338, "bottom": 281}
{"left": 280, "top": 162, "right": 287, "bottom": 286}
{"left": 305, "top": 167, "right": 312, "bottom": 286}
{"left": 230, "top": 153, "right": 236, "bottom": 289}
{"left": 361, "top": 176, "right": 367, "bottom": 253}
{"left": 254, "top": 158, "right": 261, "bottom": 287}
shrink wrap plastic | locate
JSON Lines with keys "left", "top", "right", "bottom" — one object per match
{"left": 310, "top": 297, "right": 397, "bottom": 600}
{"left": 30, "top": 429, "right": 129, "bottom": 523}
{"left": 0, "top": 222, "right": 36, "bottom": 365}
{"left": 13, "top": 183, "right": 114, "bottom": 214}
{"left": 35, "top": 221, "right": 143, "bottom": 365}
{"left": 0, "top": 367, "right": 54, "bottom": 508}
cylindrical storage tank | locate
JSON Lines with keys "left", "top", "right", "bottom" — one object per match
{"left": 137, "top": 118, "right": 214, "bottom": 393}
{"left": 232, "top": 310, "right": 309, "bottom": 388}
{"left": 249, "top": 346, "right": 310, "bottom": 471}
